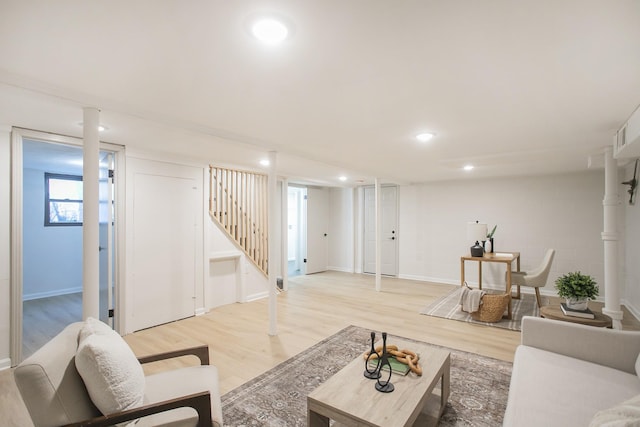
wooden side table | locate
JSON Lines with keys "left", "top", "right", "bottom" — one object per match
{"left": 539, "top": 305, "right": 612, "bottom": 328}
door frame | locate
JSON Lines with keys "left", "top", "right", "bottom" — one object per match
{"left": 10, "top": 128, "right": 125, "bottom": 365}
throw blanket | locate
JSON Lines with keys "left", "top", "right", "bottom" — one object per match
{"left": 458, "top": 286, "right": 486, "bottom": 313}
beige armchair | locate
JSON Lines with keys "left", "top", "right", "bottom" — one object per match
{"left": 509, "top": 248, "right": 555, "bottom": 308}
{"left": 14, "top": 320, "right": 223, "bottom": 427}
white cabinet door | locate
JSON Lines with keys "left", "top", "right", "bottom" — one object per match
{"left": 129, "top": 161, "right": 201, "bottom": 331}
{"left": 305, "top": 187, "right": 329, "bottom": 274}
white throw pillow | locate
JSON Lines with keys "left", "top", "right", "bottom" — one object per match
{"left": 589, "top": 394, "right": 640, "bottom": 427}
{"left": 75, "top": 320, "right": 145, "bottom": 415}
{"left": 78, "top": 316, "right": 114, "bottom": 342}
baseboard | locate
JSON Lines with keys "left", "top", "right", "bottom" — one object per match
{"left": 327, "top": 266, "right": 354, "bottom": 273}
{"left": 397, "top": 274, "right": 459, "bottom": 286}
{"left": 23, "top": 287, "right": 82, "bottom": 301}
{"left": 246, "top": 291, "right": 268, "bottom": 302}
{"left": 0, "top": 358, "right": 11, "bottom": 371}
{"left": 195, "top": 307, "right": 206, "bottom": 316}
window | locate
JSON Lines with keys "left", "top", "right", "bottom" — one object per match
{"left": 45, "top": 173, "right": 83, "bottom": 226}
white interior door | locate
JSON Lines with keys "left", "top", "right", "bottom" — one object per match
{"left": 363, "top": 185, "right": 398, "bottom": 276}
{"left": 130, "top": 169, "right": 199, "bottom": 331}
{"left": 305, "top": 187, "right": 328, "bottom": 274}
{"left": 98, "top": 151, "right": 114, "bottom": 326}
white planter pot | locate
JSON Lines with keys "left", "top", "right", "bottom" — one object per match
{"left": 565, "top": 298, "right": 588, "bottom": 311}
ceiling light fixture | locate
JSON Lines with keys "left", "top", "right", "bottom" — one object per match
{"left": 339, "top": 176, "right": 347, "bottom": 182}
{"left": 260, "top": 159, "right": 270, "bottom": 166}
{"left": 416, "top": 132, "right": 434, "bottom": 143}
{"left": 463, "top": 165, "right": 474, "bottom": 171}
{"left": 252, "top": 18, "right": 289, "bottom": 45}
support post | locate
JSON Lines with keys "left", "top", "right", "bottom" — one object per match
{"left": 82, "top": 107, "right": 100, "bottom": 320}
{"left": 375, "top": 178, "right": 381, "bottom": 292}
{"left": 602, "top": 146, "right": 623, "bottom": 329}
{"left": 268, "top": 151, "right": 278, "bottom": 336}
{"left": 281, "top": 178, "right": 288, "bottom": 292}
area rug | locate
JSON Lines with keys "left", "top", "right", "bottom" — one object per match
{"left": 420, "top": 287, "right": 545, "bottom": 331}
{"left": 221, "top": 325, "right": 512, "bottom": 427}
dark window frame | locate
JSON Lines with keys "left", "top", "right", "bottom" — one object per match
{"left": 44, "top": 172, "right": 83, "bottom": 226}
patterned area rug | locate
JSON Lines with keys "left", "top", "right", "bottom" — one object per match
{"left": 420, "top": 286, "right": 544, "bottom": 331}
{"left": 221, "top": 325, "right": 512, "bottom": 427}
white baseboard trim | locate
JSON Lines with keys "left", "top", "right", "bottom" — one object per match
{"left": 23, "top": 287, "right": 83, "bottom": 301}
{"left": 246, "top": 291, "right": 268, "bottom": 302}
{"left": 0, "top": 358, "right": 11, "bottom": 371}
{"left": 195, "top": 307, "right": 206, "bottom": 316}
{"left": 397, "top": 274, "right": 459, "bottom": 286}
{"left": 328, "top": 266, "right": 354, "bottom": 273}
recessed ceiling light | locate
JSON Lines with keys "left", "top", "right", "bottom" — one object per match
{"left": 339, "top": 176, "right": 347, "bottom": 182}
{"left": 463, "top": 165, "right": 474, "bottom": 171}
{"left": 260, "top": 159, "right": 270, "bottom": 166}
{"left": 252, "top": 18, "right": 289, "bottom": 45}
{"left": 416, "top": 132, "right": 434, "bottom": 142}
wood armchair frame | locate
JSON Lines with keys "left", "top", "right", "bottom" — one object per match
{"left": 62, "top": 344, "right": 213, "bottom": 427}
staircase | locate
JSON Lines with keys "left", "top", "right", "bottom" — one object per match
{"left": 209, "top": 166, "right": 268, "bottom": 276}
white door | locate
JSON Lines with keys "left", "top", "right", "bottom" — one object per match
{"left": 130, "top": 166, "right": 200, "bottom": 331}
{"left": 363, "top": 185, "right": 398, "bottom": 276}
{"left": 305, "top": 187, "right": 329, "bottom": 274}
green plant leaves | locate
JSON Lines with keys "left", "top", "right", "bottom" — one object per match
{"left": 554, "top": 271, "right": 598, "bottom": 299}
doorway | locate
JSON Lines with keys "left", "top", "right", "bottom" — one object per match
{"left": 363, "top": 185, "right": 398, "bottom": 276}
{"left": 12, "top": 129, "right": 121, "bottom": 362}
{"left": 287, "top": 186, "right": 306, "bottom": 277}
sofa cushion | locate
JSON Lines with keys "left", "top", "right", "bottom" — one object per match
{"left": 589, "top": 394, "right": 640, "bottom": 426}
{"left": 75, "top": 320, "right": 145, "bottom": 415}
{"left": 504, "top": 345, "right": 640, "bottom": 427}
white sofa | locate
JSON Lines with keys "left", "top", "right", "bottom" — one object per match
{"left": 504, "top": 316, "right": 640, "bottom": 427}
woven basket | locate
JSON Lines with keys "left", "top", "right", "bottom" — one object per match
{"left": 471, "top": 293, "right": 509, "bottom": 323}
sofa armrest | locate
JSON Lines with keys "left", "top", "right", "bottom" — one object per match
{"left": 62, "top": 391, "right": 213, "bottom": 427}
{"left": 137, "top": 344, "right": 210, "bottom": 366}
{"left": 521, "top": 316, "right": 640, "bottom": 374}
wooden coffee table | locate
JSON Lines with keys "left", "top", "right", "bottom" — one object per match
{"left": 307, "top": 337, "right": 450, "bottom": 427}
{"left": 540, "top": 305, "right": 612, "bottom": 328}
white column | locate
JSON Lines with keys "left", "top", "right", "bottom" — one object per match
{"left": 602, "top": 146, "right": 623, "bottom": 329}
{"left": 281, "top": 178, "right": 289, "bottom": 292}
{"left": 82, "top": 107, "right": 100, "bottom": 320}
{"left": 268, "top": 151, "right": 278, "bottom": 336}
{"left": 375, "top": 178, "right": 381, "bottom": 291}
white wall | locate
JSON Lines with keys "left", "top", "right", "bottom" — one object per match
{"left": 623, "top": 161, "right": 640, "bottom": 316}
{"left": 22, "top": 168, "right": 82, "bottom": 299}
{"left": 0, "top": 126, "right": 11, "bottom": 369}
{"left": 328, "top": 187, "right": 355, "bottom": 272}
{"left": 398, "top": 171, "right": 608, "bottom": 297}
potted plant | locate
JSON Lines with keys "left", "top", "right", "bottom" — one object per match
{"left": 484, "top": 225, "right": 497, "bottom": 253}
{"left": 554, "top": 271, "right": 599, "bottom": 310}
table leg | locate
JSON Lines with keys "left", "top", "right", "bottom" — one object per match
{"left": 460, "top": 258, "right": 465, "bottom": 286}
{"left": 478, "top": 262, "right": 482, "bottom": 290}
{"left": 308, "top": 409, "right": 329, "bottom": 427}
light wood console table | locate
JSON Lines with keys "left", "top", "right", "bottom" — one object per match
{"left": 460, "top": 251, "right": 520, "bottom": 320}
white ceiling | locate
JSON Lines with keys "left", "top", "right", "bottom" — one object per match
{"left": 2, "top": 1, "right": 640, "bottom": 186}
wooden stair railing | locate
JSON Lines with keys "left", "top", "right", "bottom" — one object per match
{"left": 209, "top": 166, "right": 268, "bottom": 276}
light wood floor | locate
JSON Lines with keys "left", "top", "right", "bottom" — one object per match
{"left": 2, "top": 271, "right": 639, "bottom": 426}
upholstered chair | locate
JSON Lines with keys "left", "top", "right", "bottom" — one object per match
{"left": 509, "top": 249, "right": 556, "bottom": 308}
{"left": 14, "top": 318, "right": 223, "bottom": 427}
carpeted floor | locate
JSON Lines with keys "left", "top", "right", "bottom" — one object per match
{"left": 221, "top": 325, "right": 512, "bottom": 427}
{"left": 420, "top": 286, "right": 544, "bottom": 331}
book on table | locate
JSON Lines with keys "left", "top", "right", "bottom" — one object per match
{"left": 560, "top": 303, "right": 595, "bottom": 319}
{"left": 367, "top": 355, "right": 412, "bottom": 376}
